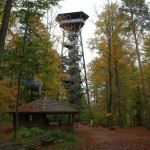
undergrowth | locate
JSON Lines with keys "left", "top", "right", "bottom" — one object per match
{"left": 13, "top": 127, "right": 82, "bottom": 149}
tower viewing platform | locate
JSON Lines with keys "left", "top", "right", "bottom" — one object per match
{"left": 56, "top": 11, "right": 89, "bottom": 31}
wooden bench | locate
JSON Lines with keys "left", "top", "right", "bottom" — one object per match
{"left": 40, "top": 135, "right": 57, "bottom": 146}
{"left": 0, "top": 141, "right": 22, "bottom": 150}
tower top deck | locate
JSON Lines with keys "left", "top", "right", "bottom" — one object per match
{"left": 56, "top": 11, "right": 89, "bottom": 31}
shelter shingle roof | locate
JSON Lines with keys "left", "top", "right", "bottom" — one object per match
{"left": 8, "top": 97, "right": 80, "bottom": 114}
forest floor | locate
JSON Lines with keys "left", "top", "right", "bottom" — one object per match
{"left": 75, "top": 125, "right": 150, "bottom": 150}
{"left": 1, "top": 124, "right": 150, "bottom": 150}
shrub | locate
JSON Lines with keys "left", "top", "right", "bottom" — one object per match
{"left": 46, "top": 130, "right": 77, "bottom": 143}
{"left": 17, "top": 127, "right": 44, "bottom": 138}
{"left": 30, "top": 127, "right": 44, "bottom": 136}
{"left": 0, "top": 110, "right": 10, "bottom": 123}
{"left": 17, "top": 128, "right": 31, "bottom": 138}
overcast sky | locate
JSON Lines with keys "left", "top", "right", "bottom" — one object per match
{"left": 57, "top": 0, "right": 150, "bottom": 65}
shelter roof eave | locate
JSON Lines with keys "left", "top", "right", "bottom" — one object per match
{"left": 8, "top": 97, "right": 80, "bottom": 114}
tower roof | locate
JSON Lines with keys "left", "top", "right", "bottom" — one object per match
{"left": 56, "top": 11, "right": 89, "bottom": 31}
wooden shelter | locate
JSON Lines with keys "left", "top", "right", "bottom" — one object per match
{"left": 8, "top": 97, "right": 80, "bottom": 132}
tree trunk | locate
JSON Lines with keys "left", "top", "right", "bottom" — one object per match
{"left": 133, "top": 25, "right": 150, "bottom": 128}
{"left": 0, "top": 0, "right": 12, "bottom": 60}
{"left": 114, "top": 60, "right": 123, "bottom": 127}
{"left": 106, "top": 0, "right": 113, "bottom": 129}
{"left": 107, "top": 33, "right": 112, "bottom": 129}
{"left": 94, "top": 85, "right": 98, "bottom": 106}
{"left": 136, "top": 86, "right": 142, "bottom": 126}
{"left": 14, "top": 72, "right": 21, "bottom": 139}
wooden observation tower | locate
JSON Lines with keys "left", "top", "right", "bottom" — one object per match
{"left": 56, "top": 11, "right": 90, "bottom": 105}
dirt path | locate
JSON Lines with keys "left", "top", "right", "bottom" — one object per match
{"left": 75, "top": 125, "right": 150, "bottom": 150}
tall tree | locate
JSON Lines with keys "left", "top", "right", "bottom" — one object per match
{"left": 0, "top": 0, "right": 61, "bottom": 61}
{"left": 143, "top": 34, "right": 150, "bottom": 109}
{"left": 88, "top": 1, "right": 139, "bottom": 127}
{"left": 0, "top": 0, "right": 13, "bottom": 60}
{"left": 120, "top": 0, "right": 150, "bottom": 128}
{"left": 97, "top": 1, "right": 122, "bottom": 128}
